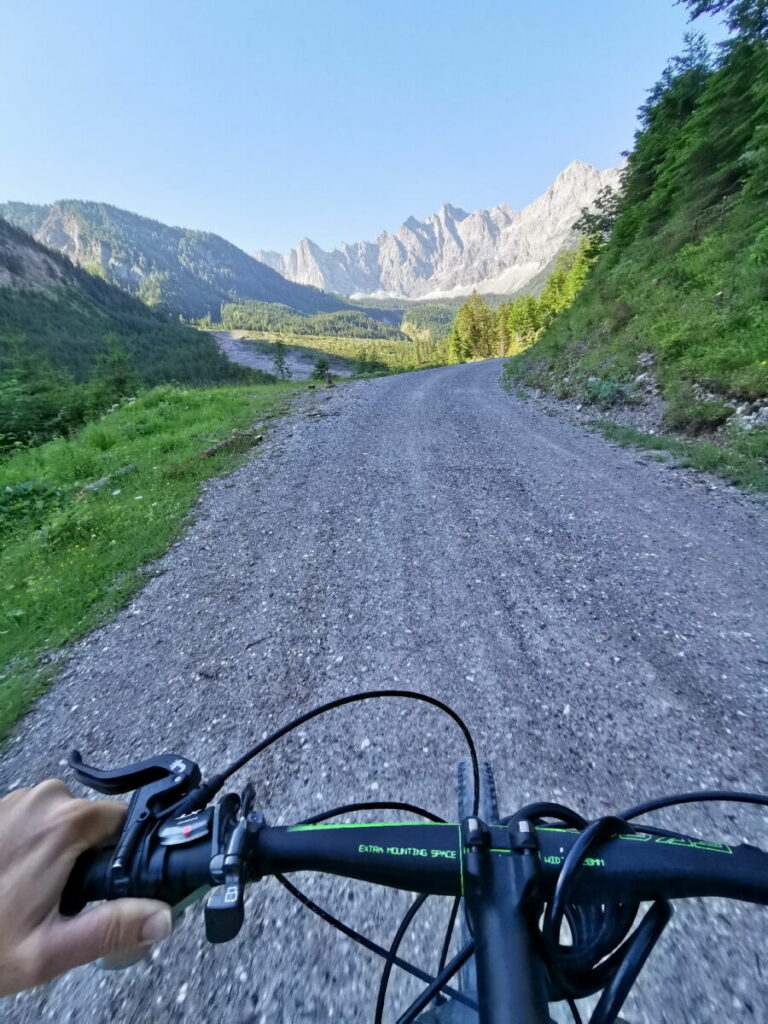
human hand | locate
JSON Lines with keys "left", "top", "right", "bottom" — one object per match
{"left": 0, "top": 779, "right": 172, "bottom": 996}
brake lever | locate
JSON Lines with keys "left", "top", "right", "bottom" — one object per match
{"left": 62, "top": 749, "right": 202, "bottom": 911}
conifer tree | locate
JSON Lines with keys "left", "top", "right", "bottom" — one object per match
{"left": 677, "top": 0, "right": 768, "bottom": 40}
{"left": 451, "top": 291, "right": 496, "bottom": 361}
{"left": 271, "top": 340, "right": 292, "bottom": 379}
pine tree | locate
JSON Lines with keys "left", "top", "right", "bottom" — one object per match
{"left": 451, "top": 291, "right": 496, "bottom": 360}
{"left": 677, "top": 0, "right": 768, "bottom": 41}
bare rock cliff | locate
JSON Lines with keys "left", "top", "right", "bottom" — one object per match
{"left": 256, "top": 161, "right": 621, "bottom": 299}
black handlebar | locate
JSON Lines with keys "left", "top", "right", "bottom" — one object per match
{"left": 57, "top": 694, "right": 768, "bottom": 1023}
{"left": 63, "top": 817, "right": 768, "bottom": 912}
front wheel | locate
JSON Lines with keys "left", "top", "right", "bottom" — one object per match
{"left": 457, "top": 760, "right": 499, "bottom": 1012}
{"left": 416, "top": 762, "right": 498, "bottom": 1023}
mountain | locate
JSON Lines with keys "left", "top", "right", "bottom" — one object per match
{"left": 0, "top": 216, "right": 243, "bottom": 386}
{"left": 255, "top": 161, "right": 621, "bottom": 300}
{"left": 0, "top": 201, "right": 357, "bottom": 320}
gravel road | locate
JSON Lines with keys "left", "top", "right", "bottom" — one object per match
{"left": 2, "top": 360, "right": 767, "bottom": 1023}
{"left": 213, "top": 330, "right": 353, "bottom": 380}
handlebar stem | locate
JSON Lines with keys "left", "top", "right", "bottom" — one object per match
{"left": 463, "top": 818, "right": 550, "bottom": 1024}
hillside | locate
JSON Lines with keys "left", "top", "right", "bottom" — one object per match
{"left": 255, "top": 161, "right": 619, "bottom": 299}
{"left": 0, "top": 217, "right": 255, "bottom": 448}
{"left": 506, "top": 33, "right": 768, "bottom": 450}
{"left": 0, "top": 217, "right": 244, "bottom": 384}
{"left": 0, "top": 200, "right": 360, "bottom": 320}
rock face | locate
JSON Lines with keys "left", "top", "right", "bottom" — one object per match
{"left": 0, "top": 217, "right": 77, "bottom": 292}
{"left": 256, "top": 161, "right": 621, "bottom": 299}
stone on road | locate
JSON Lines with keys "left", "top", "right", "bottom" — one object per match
{"left": 2, "top": 360, "right": 766, "bottom": 1023}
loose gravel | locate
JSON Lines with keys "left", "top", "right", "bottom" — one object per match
{"left": 1, "top": 359, "right": 766, "bottom": 1024}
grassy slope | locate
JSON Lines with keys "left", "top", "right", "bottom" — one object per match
{"left": 0, "top": 285, "right": 245, "bottom": 386}
{"left": 0, "top": 381, "right": 303, "bottom": 738}
{"left": 505, "top": 41, "right": 768, "bottom": 488}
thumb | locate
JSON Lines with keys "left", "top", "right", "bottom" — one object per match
{"left": 35, "top": 900, "right": 172, "bottom": 981}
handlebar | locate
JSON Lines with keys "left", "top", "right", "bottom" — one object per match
{"left": 64, "top": 815, "right": 768, "bottom": 911}
{"left": 58, "top": 719, "right": 768, "bottom": 1023}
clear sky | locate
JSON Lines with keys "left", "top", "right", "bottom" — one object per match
{"left": 1, "top": 0, "right": 721, "bottom": 254}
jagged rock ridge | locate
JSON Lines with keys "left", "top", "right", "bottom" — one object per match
{"left": 256, "top": 161, "right": 621, "bottom": 299}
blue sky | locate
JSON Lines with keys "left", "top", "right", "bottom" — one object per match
{"left": 1, "top": 0, "right": 722, "bottom": 253}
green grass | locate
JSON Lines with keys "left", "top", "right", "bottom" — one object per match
{"left": 591, "top": 420, "right": 768, "bottom": 492}
{"left": 0, "top": 380, "right": 303, "bottom": 739}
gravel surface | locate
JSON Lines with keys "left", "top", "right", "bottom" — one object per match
{"left": 1, "top": 359, "right": 767, "bottom": 1024}
{"left": 213, "top": 330, "right": 353, "bottom": 380}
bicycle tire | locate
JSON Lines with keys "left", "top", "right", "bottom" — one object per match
{"left": 458, "top": 761, "right": 499, "bottom": 1006}
{"left": 415, "top": 762, "right": 498, "bottom": 1023}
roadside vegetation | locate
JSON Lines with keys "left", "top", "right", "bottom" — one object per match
{"left": 593, "top": 420, "right": 768, "bottom": 492}
{"left": 0, "top": 381, "right": 302, "bottom": 739}
{"left": 503, "top": 5, "right": 768, "bottom": 489}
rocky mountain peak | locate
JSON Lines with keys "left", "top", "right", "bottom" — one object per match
{"left": 254, "top": 160, "right": 621, "bottom": 299}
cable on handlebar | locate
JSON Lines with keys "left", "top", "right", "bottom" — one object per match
{"left": 298, "top": 801, "right": 446, "bottom": 825}
{"left": 507, "top": 789, "right": 767, "bottom": 1023}
{"left": 170, "top": 689, "right": 480, "bottom": 819}
{"left": 619, "top": 789, "right": 768, "bottom": 820}
{"left": 374, "top": 894, "right": 429, "bottom": 1024}
{"left": 495, "top": 804, "right": 659, "bottom": 1021}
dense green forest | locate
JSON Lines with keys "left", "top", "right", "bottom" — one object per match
{"left": 505, "top": 3, "right": 768, "bottom": 446}
{"left": 219, "top": 301, "right": 406, "bottom": 339}
{"left": 0, "top": 218, "right": 256, "bottom": 450}
{"left": 443, "top": 240, "right": 595, "bottom": 363}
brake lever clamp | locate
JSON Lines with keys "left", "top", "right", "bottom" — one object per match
{"left": 68, "top": 749, "right": 202, "bottom": 898}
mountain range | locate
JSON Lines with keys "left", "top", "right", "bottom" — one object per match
{"left": 255, "top": 161, "right": 620, "bottom": 300}
{"left": 0, "top": 201, "right": 358, "bottom": 320}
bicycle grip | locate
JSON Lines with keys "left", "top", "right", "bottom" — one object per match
{"left": 60, "top": 847, "right": 113, "bottom": 916}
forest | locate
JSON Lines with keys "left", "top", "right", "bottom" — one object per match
{"left": 218, "top": 301, "right": 406, "bottom": 339}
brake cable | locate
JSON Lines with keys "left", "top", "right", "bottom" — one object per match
{"left": 168, "top": 690, "right": 482, "bottom": 1018}
{"left": 171, "top": 689, "right": 481, "bottom": 819}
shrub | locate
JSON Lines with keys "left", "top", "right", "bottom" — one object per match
{"left": 584, "top": 377, "right": 634, "bottom": 406}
